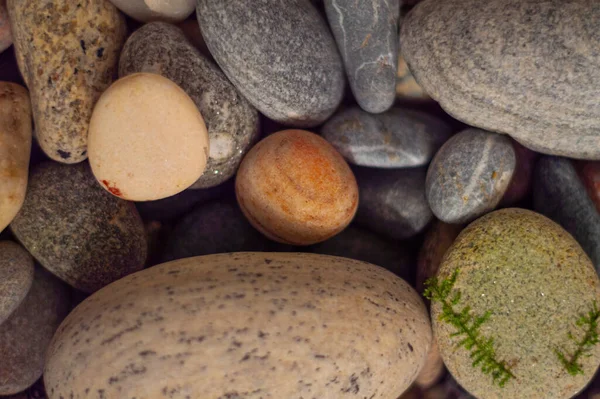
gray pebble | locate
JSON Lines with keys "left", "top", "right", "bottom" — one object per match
{"left": 119, "top": 22, "right": 260, "bottom": 189}
{"left": 0, "top": 241, "right": 33, "bottom": 326}
{"left": 401, "top": 0, "right": 600, "bottom": 159}
{"left": 324, "top": 0, "right": 399, "bottom": 113}
{"left": 533, "top": 156, "right": 600, "bottom": 272}
{"left": 321, "top": 106, "right": 452, "bottom": 168}
{"left": 10, "top": 162, "right": 147, "bottom": 293}
{"left": 426, "top": 128, "right": 515, "bottom": 224}
{"left": 354, "top": 166, "right": 432, "bottom": 240}
{"left": 197, "top": 0, "right": 344, "bottom": 127}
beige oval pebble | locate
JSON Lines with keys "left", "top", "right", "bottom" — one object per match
{"left": 0, "top": 82, "right": 31, "bottom": 232}
{"left": 108, "top": 0, "right": 195, "bottom": 23}
{"left": 88, "top": 73, "right": 209, "bottom": 201}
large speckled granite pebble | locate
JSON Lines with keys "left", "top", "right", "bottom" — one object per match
{"left": 10, "top": 162, "right": 147, "bottom": 293}
{"left": 7, "top": 0, "right": 126, "bottom": 164}
{"left": 322, "top": 106, "right": 451, "bottom": 168}
{"left": 354, "top": 166, "right": 432, "bottom": 240}
{"left": 0, "top": 241, "right": 33, "bottom": 325}
{"left": 197, "top": 0, "right": 344, "bottom": 127}
{"left": 436, "top": 208, "right": 600, "bottom": 399}
{"left": 324, "top": 0, "right": 399, "bottom": 113}
{"left": 533, "top": 156, "right": 600, "bottom": 272}
{"left": 401, "top": 0, "right": 600, "bottom": 159}
{"left": 108, "top": 0, "right": 195, "bottom": 23}
{"left": 0, "top": 266, "right": 69, "bottom": 396}
{"left": 426, "top": 129, "right": 515, "bottom": 224}
{"left": 119, "top": 22, "right": 259, "bottom": 189}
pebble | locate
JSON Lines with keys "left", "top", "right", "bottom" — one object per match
{"left": 436, "top": 208, "right": 600, "bottom": 399}
{"left": 0, "top": 0, "right": 12, "bottom": 54}
{"left": 401, "top": 0, "right": 600, "bottom": 159}
{"left": 235, "top": 129, "right": 358, "bottom": 246}
{"left": 533, "top": 156, "right": 600, "bottom": 272}
{"left": 426, "top": 128, "right": 516, "bottom": 224}
{"left": 0, "top": 241, "right": 33, "bottom": 325}
{"left": 321, "top": 106, "right": 451, "bottom": 168}
{"left": 10, "top": 162, "right": 147, "bottom": 293}
{"left": 197, "top": 0, "right": 344, "bottom": 127}
{"left": 415, "top": 339, "right": 445, "bottom": 389}
{"left": 119, "top": 22, "right": 260, "bottom": 189}
{"left": 0, "top": 267, "right": 69, "bottom": 396}
{"left": 324, "top": 0, "right": 399, "bottom": 113}
{"left": 7, "top": 0, "right": 126, "bottom": 163}
{"left": 354, "top": 166, "right": 432, "bottom": 240}
{"left": 501, "top": 140, "right": 537, "bottom": 206}
{"left": 108, "top": 0, "right": 195, "bottom": 23}
{"left": 396, "top": 53, "right": 430, "bottom": 101}
{"left": 88, "top": 73, "right": 209, "bottom": 201}
{"left": 577, "top": 161, "right": 600, "bottom": 214}
{"left": 308, "top": 225, "right": 413, "bottom": 281}
{"left": 0, "top": 83, "right": 31, "bottom": 232}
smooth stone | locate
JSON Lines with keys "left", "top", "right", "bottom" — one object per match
{"left": 396, "top": 53, "right": 430, "bottom": 101}
{"left": 500, "top": 140, "right": 537, "bottom": 206}
{"left": 108, "top": 0, "right": 195, "bottom": 22}
{"left": 533, "top": 156, "right": 600, "bottom": 272}
{"left": 88, "top": 73, "right": 209, "bottom": 201}
{"left": 10, "top": 162, "right": 147, "bottom": 293}
{"left": 426, "top": 128, "right": 516, "bottom": 224}
{"left": 119, "top": 22, "right": 260, "bottom": 189}
{"left": 7, "top": 0, "right": 126, "bottom": 163}
{"left": 197, "top": 0, "right": 344, "bottom": 127}
{"left": 401, "top": 0, "right": 600, "bottom": 159}
{"left": 0, "top": 83, "right": 31, "bottom": 232}
{"left": 577, "top": 161, "right": 600, "bottom": 214}
{"left": 435, "top": 208, "right": 600, "bottom": 398}
{"left": 321, "top": 106, "right": 451, "bottom": 168}
{"left": 308, "top": 225, "right": 413, "bottom": 281}
{"left": 0, "top": 0, "right": 12, "bottom": 53}
{"left": 0, "top": 241, "right": 33, "bottom": 325}
{"left": 415, "top": 339, "right": 445, "bottom": 390}
{"left": 354, "top": 166, "right": 432, "bottom": 240}
{"left": 324, "top": 0, "right": 399, "bottom": 113}
{"left": 0, "top": 267, "right": 69, "bottom": 396}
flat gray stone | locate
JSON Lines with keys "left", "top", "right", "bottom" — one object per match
{"left": 321, "top": 106, "right": 452, "bottom": 168}
{"left": 354, "top": 166, "right": 432, "bottom": 240}
{"left": 0, "top": 241, "right": 33, "bottom": 326}
{"left": 197, "top": 0, "right": 344, "bottom": 127}
{"left": 324, "top": 0, "right": 399, "bottom": 113}
{"left": 120, "top": 22, "right": 260, "bottom": 189}
{"left": 426, "top": 129, "right": 515, "bottom": 224}
{"left": 533, "top": 156, "right": 600, "bottom": 272}
{"left": 401, "top": 0, "right": 600, "bottom": 159}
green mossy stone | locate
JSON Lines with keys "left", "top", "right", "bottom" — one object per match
{"left": 433, "top": 208, "right": 600, "bottom": 399}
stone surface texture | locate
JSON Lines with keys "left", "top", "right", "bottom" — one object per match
{"left": 0, "top": 241, "right": 33, "bottom": 325}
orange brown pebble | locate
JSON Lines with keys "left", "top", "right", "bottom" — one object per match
{"left": 236, "top": 129, "right": 359, "bottom": 246}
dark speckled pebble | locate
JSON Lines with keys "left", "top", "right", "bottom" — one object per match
{"left": 0, "top": 241, "right": 34, "bottom": 325}
{"left": 197, "top": 0, "right": 344, "bottom": 127}
{"left": 10, "top": 162, "right": 147, "bottom": 293}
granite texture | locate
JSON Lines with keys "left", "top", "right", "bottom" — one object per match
{"left": 120, "top": 22, "right": 259, "bottom": 189}
{"left": 354, "top": 166, "right": 432, "bottom": 240}
{"left": 435, "top": 208, "right": 600, "bottom": 399}
{"left": 533, "top": 156, "right": 600, "bottom": 272}
{"left": 10, "top": 162, "right": 147, "bottom": 293}
{"left": 426, "top": 129, "right": 516, "bottom": 224}
{"left": 108, "top": 0, "right": 195, "bottom": 23}
{"left": 322, "top": 106, "right": 451, "bottom": 168}
{"left": 401, "top": 0, "right": 600, "bottom": 159}
{"left": 0, "top": 241, "right": 33, "bottom": 325}
{"left": 197, "top": 0, "right": 344, "bottom": 127}
{"left": 324, "top": 0, "right": 399, "bottom": 113}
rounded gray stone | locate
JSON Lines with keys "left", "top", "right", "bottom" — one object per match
{"left": 426, "top": 128, "right": 516, "bottom": 224}
{"left": 321, "top": 106, "right": 452, "bottom": 168}
{"left": 10, "top": 162, "right": 148, "bottom": 293}
{"left": 0, "top": 241, "right": 33, "bottom": 326}
{"left": 197, "top": 0, "right": 345, "bottom": 127}
{"left": 324, "top": 0, "right": 399, "bottom": 113}
{"left": 401, "top": 0, "right": 600, "bottom": 159}
{"left": 119, "top": 22, "right": 260, "bottom": 189}
{"left": 354, "top": 166, "right": 432, "bottom": 240}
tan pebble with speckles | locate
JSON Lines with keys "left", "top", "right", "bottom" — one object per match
{"left": 236, "top": 130, "right": 358, "bottom": 245}
{"left": 7, "top": 0, "right": 126, "bottom": 164}
{"left": 45, "top": 253, "right": 431, "bottom": 398}
{"left": 435, "top": 208, "right": 600, "bottom": 399}
{"left": 88, "top": 73, "right": 209, "bottom": 201}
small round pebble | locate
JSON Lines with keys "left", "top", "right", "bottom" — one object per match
{"left": 108, "top": 0, "right": 195, "bottom": 22}
{"left": 88, "top": 73, "right": 209, "bottom": 201}
{"left": 0, "top": 241, "right": 33, "bottom": 325}
{"left": 236, "top": 129, "right": 358, "bottom": 245}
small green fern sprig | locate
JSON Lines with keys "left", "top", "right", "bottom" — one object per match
{"left": 424, "top": 269, "right": 516, "bottom": 387}
{"left": 555, "top": 301, "right": 600, "bottom": 376}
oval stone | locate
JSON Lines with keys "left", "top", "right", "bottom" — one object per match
{"left": 0, "top": 241, "right": 33, "bottom": 325}
{"left": 197, "top": 0, "right": 344, "bottom": 127}
{"left": 108, "top": 0, "right": 195, "bottom": 23}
